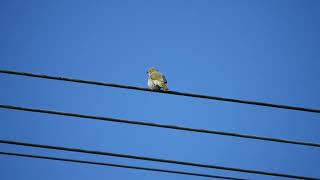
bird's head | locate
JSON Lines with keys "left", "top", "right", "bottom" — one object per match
{"left": 147, "top": 67, "right": 158, "bottom": 75}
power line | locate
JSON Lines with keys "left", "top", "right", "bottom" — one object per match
{"left": 0, "top": 69, "right": 319, "bottom": 114}
{"left": 0, "top": 151, "right": 248, "bottom": 180}
{"left": 1, "top": 104, "right": 319, "bottom": 148}
{"left": 0, "top": 139, "right": 318, "bottom": 180}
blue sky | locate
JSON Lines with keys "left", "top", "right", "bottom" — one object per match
{"left": 0, "top": 0, "right": 319, "bottom": 179}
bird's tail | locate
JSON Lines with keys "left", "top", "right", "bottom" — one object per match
{"left": 161, "top": 83, "right": 169, "bottom": 91}
{"left": 154, "top": 80, "right": 169, "bottom": 91}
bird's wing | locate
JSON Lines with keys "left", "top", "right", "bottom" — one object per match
{"left": 162, "top": 74, "right": 167, "bottom": 83}
{"left": 150, "top": 71, "right": 165, "bottom": 82}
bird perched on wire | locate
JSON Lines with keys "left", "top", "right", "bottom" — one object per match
{"left": 147, "top": 67, "right": 169, "bottom": 91}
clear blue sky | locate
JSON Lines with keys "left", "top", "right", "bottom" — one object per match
{"left": 0, "top": 0, "right": 319, "bottom": 179}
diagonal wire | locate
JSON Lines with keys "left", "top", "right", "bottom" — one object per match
{"left": 0, "top": 139, "right": 319, "bottom": 180}
{"left": 0, "top": 69, "right": 319, "bottom": 114}
{"left": 1, "top": 104, "right": 319, "bottom": 148}
{"left": 0, "top": 151, "right": 248, "bottom": 180}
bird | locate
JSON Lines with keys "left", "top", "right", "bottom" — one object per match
{"left": 147, "top": 67, "right": 169, "bottom": 91}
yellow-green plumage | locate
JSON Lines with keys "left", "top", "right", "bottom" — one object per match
{"left": 147, "top": 67, "right": 168, "bottom": 91}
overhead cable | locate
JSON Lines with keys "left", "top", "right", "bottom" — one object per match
{"left": 0, "top": 69, "right": 319, "bottom": 113}
{"left": 0, "top": 139, "right": 318, "bottom": 180}
{"left": 0, "top": 151, "right": 248, "bottom": 180}
{"left": 1, "top": 104, "right": 319, "bottom": 148}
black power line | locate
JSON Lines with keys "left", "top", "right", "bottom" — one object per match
{"left": 0, "top": 69, "right": 319, "bottom": 114}
{"left": 0, "top": 151, "right": 248, "bottom": 180}
{"left": 1, "top": 104, "right": 319, "bottom": 148}
{"left": 1, "top": 139, "right": 318, "bottom": 180}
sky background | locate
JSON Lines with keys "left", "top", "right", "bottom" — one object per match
{"left": 0, "top": 0, "right": 319, "bottom": 179}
